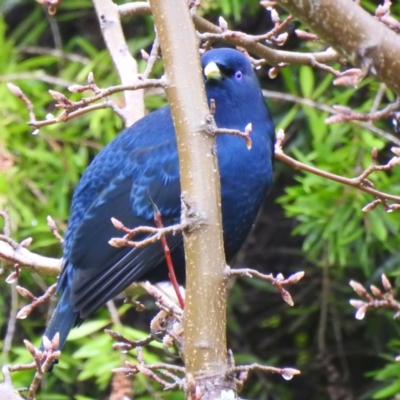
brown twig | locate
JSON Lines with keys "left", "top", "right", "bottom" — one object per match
{"left": 109, "top": 194, "right": 204, "bottom": 249}
{"left": 227, "top": 268, "right": 304, "bottom": 306}
{"left": 112, "top": 346, "right": 185, "bottom": 391}
{"left": 349, "top": 274, "right": 400, "bottom": 321}
{"left": 202, "top": 13, "right": 294, "bottom": 47}
{"left": 7, "top": 83, "right": 36, "bottom": 125}
{"left": 106, "top": 329, "right": 154, "bottom": 353}
{"left": 370, "top": 83, "right": 387, "bottom": 113}
{"left": 49, "top": 78, "right": 162, "bottom": 113}
{"left": 213, "top": 125, "right": 252, "bottom": 150}
{"left": 46, "top": 215, "right": 64, "bottom": 244}
{"left": 275, "top": 130, "right": 400, "bottom": 206}
{"left": 145, "top": 282, "right": 183, "bottom": 320}
{"left": 205, "top": 100, "right": 253, "bottom": 148}
{"left": 7, "top": 79, "right": 164, "bottom": 130}
{"left": 232, "top": 363, "right": 301, "bottom": 381}
{"left": 262, "top": 89, "right": 400, "bottom": 146}
{"left": 253, "top": 14, "right": 294, "bottom": 42}
{"left": 5, "top": 335, "right": 61, "bottom": 400}
{"left": 326, "top": 98, "right": 400, "bottom": 124}
{"left": 16, "top": 283, "right": 57, "bottom": 320}
{"left": 108, "top": 218, "right": 188, "bottom": 249}
{"left": 26, "top": 336, "right": 61, "bottom": 399}
{"left": 118, "top": 2, "right": 340, "bottom": 67}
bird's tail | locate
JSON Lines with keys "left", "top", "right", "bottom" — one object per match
{"left": 41, "top": 284, "right": 79, "bottom": 353}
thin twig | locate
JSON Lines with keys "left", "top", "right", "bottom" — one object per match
{"left": 275, "top": 131, "right": 400, "bottom": 204}
{"left": 141, "top": 35, "right": 160, "bottom": 79}
{"left": 228, "top": 267, "right": 304, "bottom": 306}
{"left": 262, "top": 89, "right": 400, "bottom": 146}
{"left": 349, "top": 274, "right": 400, "bottom": 320}
{"left": 118, "top": 3, "right": 340, "bottom": 66}
{"left": 16, "top": 283, "right": 57, "bottom": 320}
{"left": 109, "top": 218, "right": 188, "bottom": 249}
{"left": 47, "top": 216, "right": 64, "bottom": 244}
{"left": 326, "top": 98, "right": 400, "bottom": 124}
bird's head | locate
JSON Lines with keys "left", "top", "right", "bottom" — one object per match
{"left": 201, "top": 48, "right": 263, "bottom": 119}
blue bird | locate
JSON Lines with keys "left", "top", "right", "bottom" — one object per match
{"left": 43, "top": 48, "right": 275, "bottom": 352}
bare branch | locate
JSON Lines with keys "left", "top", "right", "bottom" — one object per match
{"left": 274, "top": 0, "right": 400, "bottom": 96}
{"left": 5, "top": 335, "right": 61, "bottom": 400}
{"left": 349, "top": 274, "right": 400, "bottom": 322}
{"left": 117, "top": 2, "right": 340, "bottom": 66}
{"left": 325, "top": 99, "right": 400, "bottom": 124}
{"left": 16, "top": 284, "right": 57, "bottom": 320}
{"left": 93, "top": 0, "right": 145, "bottom": 125}
{"left": 228, "top": 268, "right": 304, "bottom": 306}
{"left": 275, "top": 130, "right": 400, "bottom": 206}
{"left": 0, "top": 234, "right": 60, "bottom": 276}
{"left": 262, "top": 89, "right": 400, "bottom": 146}
{"left": 8, "top": 79, "right": 163, "bottom": 130}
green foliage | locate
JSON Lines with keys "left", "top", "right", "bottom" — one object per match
{"left": 272, "top": 32, "right": 400, "bottom": 399}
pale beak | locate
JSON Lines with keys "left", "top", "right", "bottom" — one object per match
{"left": 204, "top": 62, "right": 222, "bottom": 80}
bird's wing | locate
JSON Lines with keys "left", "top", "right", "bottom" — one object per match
{"left": 63, "top": 139, "right": 182, "bottom": 318}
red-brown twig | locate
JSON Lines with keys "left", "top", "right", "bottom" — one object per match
{"left": 232, "top": 363, "right": 301, "bottom": 381}
{"left": 153, "top": 210, "right": 185, "bottom": 309}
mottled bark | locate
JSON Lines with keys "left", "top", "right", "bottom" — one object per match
{"left": 275, "top": 0, "right": 400, "bottom": 95}
{"left": 149, "top": 0, "right": 233, "bottom": 399}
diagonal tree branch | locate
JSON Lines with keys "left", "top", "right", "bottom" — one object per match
{"left": 274, "top": 0, "right": 400, "bottom": 96}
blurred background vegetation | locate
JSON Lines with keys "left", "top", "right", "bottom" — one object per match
{"left": 1, "top": 0, "right": 400, "bottom": 399}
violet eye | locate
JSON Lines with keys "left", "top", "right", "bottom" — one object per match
{"left": 235, "top": 71, "right": 243, "bottom": 80}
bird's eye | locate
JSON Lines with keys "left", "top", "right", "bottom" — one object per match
{"left": 235, "top": 71, "right": 243, "bottom": 80}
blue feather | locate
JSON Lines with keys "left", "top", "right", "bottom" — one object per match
{"left": 43, "top": 48, "right": 275, "bottom": 353}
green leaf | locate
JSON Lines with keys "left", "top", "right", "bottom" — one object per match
{"left": 299, "top": 66, "right": 315, "bottom": 98}
{"left": 67, "top": 320, "right": 110, "bottom": 340}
